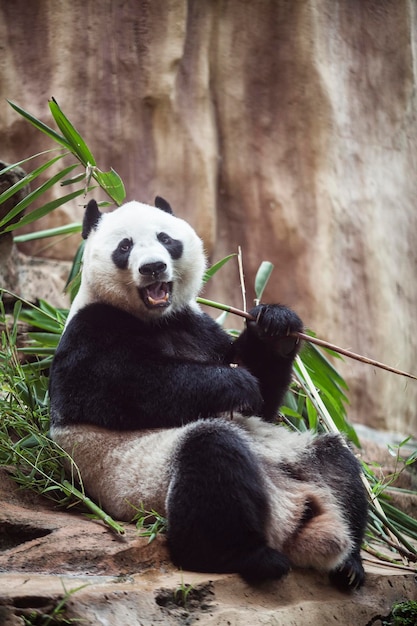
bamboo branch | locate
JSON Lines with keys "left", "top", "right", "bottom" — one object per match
{"left": 196, "top": 297, "right": 417, "bottom": 381}
{"left": 362, "top": 545, "right": 415, "bottom": 570}
{"left": 296, "top": 332, "right": 417, "bottom": 382}
{"left": 367, "top": 534, "right": 417, "bottom": 563}
{"left": 62, "top": 480, "right": 125, "bottom": 535}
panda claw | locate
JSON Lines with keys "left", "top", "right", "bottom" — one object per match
{"left": 348, "top": 569, "right": 356, "bottom": 585}
{"left": 329, "top": 555, "right": 365, "bottom": 592}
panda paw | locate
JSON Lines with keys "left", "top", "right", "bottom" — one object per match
{"left": 329, "top": 554, "right": 365, "bottom": 592}
{"left": 226, "top": 366, "right": 264, "bottom": 415}
{"left": 238, "top": 546, "right": 291, "bottom": 584}
{"left": 247, "top": 304, "right": 304, "bottom": 357}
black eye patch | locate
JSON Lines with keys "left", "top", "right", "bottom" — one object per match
{"left": 157, "top": 232, "right": 183, "bottom": 260}
{"left": 112, "top": 237, "right": 133, "bottom": 270}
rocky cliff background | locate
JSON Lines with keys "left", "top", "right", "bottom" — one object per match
{"left": 1, "top": 0, "right": 416, "bottom": 433}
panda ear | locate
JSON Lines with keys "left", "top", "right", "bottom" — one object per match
{"left": 154, "top": 196, "right": 173, "bottom": 214}
{"left": 82, "top": 199, "right": 102, "bottom": 239}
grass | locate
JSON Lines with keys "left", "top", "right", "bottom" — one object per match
{"left": 0, "top": 298, "right": 124, "bottom": 535}
{"left": 18, "top": 581, "right": 88, "bottom": 625}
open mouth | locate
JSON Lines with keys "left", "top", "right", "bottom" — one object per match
{"left": 139, "top": 282, "right": 173, "bottom": 309}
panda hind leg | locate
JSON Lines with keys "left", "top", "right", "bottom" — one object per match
{"left": 329, "top": 550, "right": 365, "bottom": 591}
{"left": 166, "top": 420, "right": 290, "bottom": 584}
{"left": 312, "top": 434, "right": 368, "bottom": 591}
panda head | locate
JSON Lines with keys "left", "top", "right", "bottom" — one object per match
{"left": 72, "top": 197, "right": 206, "bottom": 322}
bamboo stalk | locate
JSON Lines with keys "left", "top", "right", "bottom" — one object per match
{"left": 62, "top": 480, "right": 125, "bottom": 535}
{"left": 196, "top": 297, "right": 417, "bottom": 381}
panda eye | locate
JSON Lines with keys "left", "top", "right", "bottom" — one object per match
{"left": 118, "top": 238, "right": 133, "bottom": 253}
{"left": 157, "top": 232, "right": 172, "bottom": 245}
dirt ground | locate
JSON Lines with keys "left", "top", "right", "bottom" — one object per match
{"left": 0, "top": 466, "right": 416, "bottom": 625}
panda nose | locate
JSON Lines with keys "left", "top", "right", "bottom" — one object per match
{"left": 139, "top": 261, "right": 167, "bottom": 278}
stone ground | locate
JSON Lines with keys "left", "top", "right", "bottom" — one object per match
{"left": 0, "top": 464, "right": 416, "bottom": 626}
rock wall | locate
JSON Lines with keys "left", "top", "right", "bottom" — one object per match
{"left": 1, "top": 0, "right": 416, "bottom": 432}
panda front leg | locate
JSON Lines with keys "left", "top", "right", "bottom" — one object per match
{"left": 231, "top": 304, "right": 304, "bottom": 421}
{"left": 166, "top": 419, "right": 290, "bottom": 584}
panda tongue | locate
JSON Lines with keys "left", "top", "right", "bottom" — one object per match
{"left": 146, "top": 282, "right": 170, "bottom": 306}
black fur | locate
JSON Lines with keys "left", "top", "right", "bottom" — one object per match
{"left": 275, "top": 433, "right": 367, "bottom": 590}
{"left": 111, "top": 238, "right": 133, "bottom": 270}
{"left": 155, "top": 195, "right": 173, "bottom": 214}
{"left": 234, "top": 305, "right": 303, "bottom": 420}
{"left": 157, "top": 232, "right": 183, "bottom": 260}
{"left": 167, "top": 420, "right": 291, "bottom": 583}
{"left": 49, "top": 303, "right": 300, "bottom": 429}
{"left": 312, "top": 435, "right": 368, "bottom": 590}
{"left": 82, "top": 199, "right": 102, "bottom": 239}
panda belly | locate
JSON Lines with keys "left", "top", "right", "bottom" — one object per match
{"left": 50, "top": 423, "right": 182, "bottom": 520}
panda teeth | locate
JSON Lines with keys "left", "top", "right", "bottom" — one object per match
{"left": 140, "top": 281, "right": 172, "bottom": 309}
{"left": 148, "top": 292, "right": 170, "bottom": 306}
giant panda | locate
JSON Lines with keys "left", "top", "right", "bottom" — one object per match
{"left": 49, "top": 197, "right": 368, "bottom": 590}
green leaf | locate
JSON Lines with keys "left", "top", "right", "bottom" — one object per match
{"left": 18, "top": 346, "right": 57, "bottom": 356}
{"left": 306, "top": 397, "right": 318, "bottom": 430}
{"left": 7, "top": 100, "right": 72, "bottom": 151}
{"left": 21, "top": 356, "right": 54, "bottom": 371}
{"left": 2, "top": 165, "right": 84, "bottom": 232}
{"left": 0, "top": 153, "right": 69, "bottom": 222}
{"left": 7, "top": 100, "right": 125, "bottom": 206}
{"left": 215, "top": 310, "right": 229, "bottom": 326}
{"left": 11, "top": 301, "right": 22, "bottom": 344}
{"left": 65, "top": 240, "right": 85, "bottom": 302}
{"left": 301, "top": 341, "right": 349, "bottom": 395}
{"left": 2, "top": 180, "right": 85, "bottom": 234}
{"left": 13, "top": 222, "right": 82, "bottom": 242}
{"left": 60, "top": 172, "right": 87, "bottom": 187}
{"left": 254, "top": 261, "right": 274, "bottom": 301}
{"left": 27, "top": 332, "right": 61, "bottom": 347}
{"left": 93, "top": 167, "right": 126, "bottom": 206}
{"left": 18, "top": 300, "right": 67, "bottom": 333}
{"left": 0, "top": 149, "right": 65, "bottom": 177}
{"left": 49, "top": 97, "right": 96, "bottom": 167}
{"left": 203, "top": 254, "right": 237, "bottom": 283}
{"left": 280, "top": 406, "right": 304, "bottom": 419}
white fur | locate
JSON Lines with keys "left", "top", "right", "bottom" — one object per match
{"left": 51, "top": 417, "right": 352, "bottom": 572}
{"left": 51, "top": 423, "right": 180, "bottom": 520}
{"left": 67, "top": 201, "right": 206, "bottom": 326}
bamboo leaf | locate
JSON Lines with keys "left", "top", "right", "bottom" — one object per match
{"left": 0, "top": 149, "right": 65, "bottom": 177}
{"left": 255, "top": 261, "right": 274, "bottom": 301}
{"left": 2, "top": 165, "right": 80, "bottom": 232}
{"left": 0, "top": 153, "right": 69, "bottom": 220}
{"left": 203, "top": 254, "right": 237, "bottom": 283}
{"left": 7, "top": 100, "right": 72, "bottom": 151}
{"left": 306, "top": 396, "right": 318, "bottom": 430}
{"left": 60, "top": 172, "right": 87, "bottom": 187}
{"left": 13, "top": 222, "right": 82, "bottom": 242}
{"left": 301, "top": 341, "right": 349, "bottom": 392}
{"left": 49, "top": 98, "right": 96, "bottom": 167}
{"left": 280, "top": 406, "right": 304, "bottom": 419}
{"left": 8, "top": 100, "right": 125, "bottom": 206}
{"left": 65, "top": 240, "right": 84, "bottom": 302}
{"left": 92, "top": 167, "right": 126, "bottom": 206}
{"left": 18, "top": 346, "right": 57, "bottom": 356}
{"left": 17, "top": 303, "right": 66, "bottom": 333}
{"left": 27, "top": 332, "right": 61, "bottom": 347}
{"left": 2, "top": 184, "right": 85, "bottom": 234}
